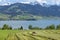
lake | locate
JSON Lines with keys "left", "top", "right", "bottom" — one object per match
{"left": 0, "top": 19, "right": 60, "bottom": 29}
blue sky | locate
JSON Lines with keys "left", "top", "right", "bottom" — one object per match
{"left": 0, "top": 0, "right": 60, "bottom": 5}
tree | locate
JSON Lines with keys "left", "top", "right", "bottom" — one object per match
{"left": 18, "top": 26, "right": 23, "bottom": 30}
{"left": 45, "top": 24, "right": 55, "bottom": 30}
{"left": 9, "top": 27, "right": 12, "bottom": 30}
{"left": 49, "top": 24, "right": 55, "bottom": 29}
{"left": 2, "top": 24, "right": 9, "bottom": 30}
{"left": 2, "top": 24, "right": 12, "bottom": 30}
{"left": 45, "top": 26, "right": 49, "bottom": 30}
{"left": 56, "top": 24, "right": 60, "bottom": 30}
{"left": 28, "top": 25, "right": 32, "bottom": 29}
{"left": 20, "top": 26, "right": 23, "bottom": 30}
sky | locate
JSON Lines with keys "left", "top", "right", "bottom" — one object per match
{"left": 0, "top": 0, "right": 60, "bottom": 5}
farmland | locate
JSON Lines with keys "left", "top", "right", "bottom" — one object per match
{"left": 0, "top": 30, "right": 60, "bottom": 40}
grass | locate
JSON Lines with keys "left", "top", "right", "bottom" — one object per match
{"left": 0, "top": 30, "right": 60, "bottom": 40}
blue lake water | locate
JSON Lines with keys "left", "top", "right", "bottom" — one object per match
{"left": 0, "top": 19, "right": 60, "bottom": 29}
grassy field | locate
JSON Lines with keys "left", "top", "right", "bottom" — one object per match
{"left": 0, "top": 30, "right": 60, "bottom": 40}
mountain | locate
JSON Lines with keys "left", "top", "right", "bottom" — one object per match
{"left": 0, "top": 3, "right": 60, "bottom": 20}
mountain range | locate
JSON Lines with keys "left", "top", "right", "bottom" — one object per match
{"left": 0, "top": 3, "right": 60, "bottom": 20}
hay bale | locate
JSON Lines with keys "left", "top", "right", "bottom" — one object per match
{"left": 32, "top": 31, "right": 37, "bottom": 36}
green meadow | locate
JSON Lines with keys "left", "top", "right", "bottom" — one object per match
{"left": 0, "top": 30, "right": 60, "bottom": 40}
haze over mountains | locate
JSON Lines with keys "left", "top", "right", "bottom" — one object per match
{"left": 0, "top": 0, "right": 60, "bottom": 6}
{"left": 0, "top": 2, "right": 60, "bottom": 20}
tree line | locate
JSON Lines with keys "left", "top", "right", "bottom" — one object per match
{"left": 0, "top": 24, "right": 60, "bottom": 30}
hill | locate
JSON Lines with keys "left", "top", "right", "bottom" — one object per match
{"left": 0, "top": 3, "right": 60, "bottom": 20}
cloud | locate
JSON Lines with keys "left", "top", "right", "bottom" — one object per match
{"left": 0, "top": 0, "right": 60, "bottom": 5}
{"left": 36, "top": 0, "right": 47, "bottom": 3}
{"left": 20, "top": 2, "right": 30, "bottom": 4}
{"left": 3, "top": 3, "right": 8, "bottom": 5}
{"left": 35, "top": 0, "right": 60, "bottom": 5}
{"left": 36, "top": 0, "right": 47, "bottom": 4}
{"left": 50, "top": 0, "right": 60, "bottom": 5}
{"left": 0, "top": 0, "right": 2, "bottom": 2}
{"left": 55, "top": 0, "right": 60, "bottom": 5}
{"left": 0, "top": 0, "right": 6, "bottom": 2}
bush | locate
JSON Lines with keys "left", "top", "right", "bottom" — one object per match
{"left": 45, "top": 24, "right": 55, "bottom": 30}
{"left": 2, "top": 24, "right": 12, "bottom": 30}
{"left": 28, "top": 25, "right": 32, "bottom": 29}
{"left": 32, "top": 27, "right": 42, "bottom": 30}
{"left": 56, "top": 24, "right": 60, "bottom": 30}
{"left": 18, "top": 26, "right": 23, "bottom": 30}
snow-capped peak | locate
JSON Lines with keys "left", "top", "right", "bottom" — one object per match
{"left": 30, "top": 1, "right": 40, "bottom": 5}
{"left": 20, "top": 2, "right": 30, "bottom": 4}
{"left": 29, "top": 1, "right": 48, "bottom": 6}
{"left": 0, "top": 3, "right": 10, "bottom": 6}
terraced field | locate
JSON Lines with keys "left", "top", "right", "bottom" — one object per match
{"left": 0, "top": 30, "right": 60, "bottom": 40}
